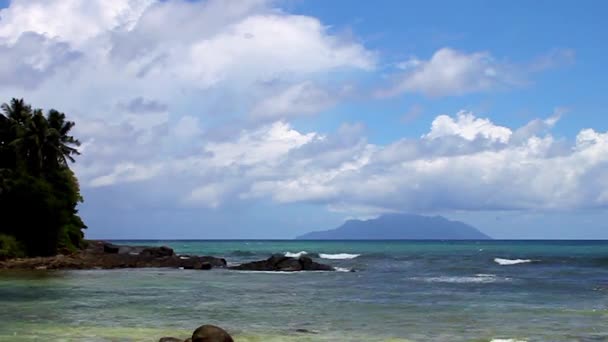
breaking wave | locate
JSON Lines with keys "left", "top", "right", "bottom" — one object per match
{"left": 494, "top": 258, "right": 533, "bottom": 266}
{"left": 284, "top": 251, "right": 310, "bottom": 258}
{"left": 319, "top": 253, "right": 360, "bottom": 260}
{"left": 411, "top": 274, "right": 508, "bottom": 284}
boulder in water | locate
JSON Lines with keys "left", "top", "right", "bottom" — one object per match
{"left": 229, "top": 254, "right": 333, "bottom": 272}
{"left": 191, "top": 325, "right": 234, "bottom": 342}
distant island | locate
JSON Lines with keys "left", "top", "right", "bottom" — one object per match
{"left": 296, "top": 213, "right": 491, "bottom": 240}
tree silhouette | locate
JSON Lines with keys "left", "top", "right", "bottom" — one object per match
{"left": 0, "top": 98, "right": 86, "bottom": 257}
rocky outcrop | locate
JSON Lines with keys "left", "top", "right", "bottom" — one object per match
{"left": 192, "top": 325, "right": 233, "bottom": 342}
{"left": 159, "top": 325, "right": 232, "bottom": 342}
{"left": 229, "top": 254, "right": 334, "bottom": 272}
{"left": 0, "top": 241, "right": 226, "bottom": 271}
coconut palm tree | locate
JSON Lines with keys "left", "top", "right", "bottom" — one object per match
{"left": 45, "top": 109, "right": 81, "bottom": 168}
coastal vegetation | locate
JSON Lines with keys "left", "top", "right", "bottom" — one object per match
{"left": 0, "top": 98, "right": 86, "bottom": 258}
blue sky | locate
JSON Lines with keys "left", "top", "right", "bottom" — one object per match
{"left": 1, "top": 0, "right": 607, "bottom": 239}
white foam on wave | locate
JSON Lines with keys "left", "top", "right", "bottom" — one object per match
{"left": 319, "top": 253, "right": 360, "bottom": 260}
{"left": 284, "top": 251, "right": 308, "bottom": 258}
{"left": 334, "top": 267, "right": 352, "bottom": 272}
{"left": 491, "top": 339, "right": 527, "bottom": 342}
{"left": 494, "top": 258, "right": 533, "bottom": 266}
{"left": 411, "top": 274, "right": 508, "bottom": 284}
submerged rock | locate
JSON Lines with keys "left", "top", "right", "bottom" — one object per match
{"left": 229, "top": 254, "right": 333, "bottom": 272}
{"left": 192, "top": 325, "right": 233, "bottom": 342}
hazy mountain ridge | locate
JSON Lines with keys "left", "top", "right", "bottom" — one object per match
{"left": 296, "top": 213, "right": 491, "bottom": 240}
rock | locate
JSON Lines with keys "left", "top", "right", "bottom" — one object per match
{"left": 198, "top": 256, "right": 227, "bottom": 268}
{"left": 0, "top": 241, "right": 224, "bottom": 271}
{"left": 140, "top": 246, "right": 174, "bottom": 258}
{"left": 300, "top": 255, "right": 333, "bottom": 271}
{"left": 178, "top": 256, "right": 224, "bottom": 269}
{"left": 295, "top": 328, "right": 318, "bottom": 334}
{"left": 191, "top": 325, "right": 233, "bottom": 342}
{"left": 159, "top": 337, "right": 184, "bottom": 342}
{"left": 179, "top": 258, "right": 213, "bottom": 270}
{"left": 276, "top": 257, "right": 302, "bottom": 271}
{"left": 103, "top": 243, "right": 120, "bottom": 254}
{"left": 229, "top": 255, "right": 334, "bottom": 272}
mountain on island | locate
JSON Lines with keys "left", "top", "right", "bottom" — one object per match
{"left": 296, "top": 213, "right": 491, "bottom": 240}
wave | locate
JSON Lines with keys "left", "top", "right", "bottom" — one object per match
{"left": 319, "top": 253, "right": 360, "bottom": 260}
{"left": 411, "top": 274, "right": 509, "bottom": 284}
{"left": 334, "top": 267, "right": 353, "bottom": 272}
{"left": 491, "top": 339, "right": 527, "bottom": 342}
{"left": 284, "top": 251, "right": 309, "bottom": 258}
{"left": 494, "top": 258, "right": 533, "bottom": 266}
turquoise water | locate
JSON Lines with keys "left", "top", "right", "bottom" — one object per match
{"left": 1, "top": 240, "right": 607, "bottom": 341}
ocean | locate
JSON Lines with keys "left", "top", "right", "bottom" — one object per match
{"left": 1, "top": 240, "right": 607, "bottom": 341}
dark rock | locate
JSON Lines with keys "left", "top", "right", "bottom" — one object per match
{"left": 141, "top": 246, "right": 174, "bottom": 258}
{"left": 198, "top": 256, "right": 227, "bottom": 268}
{"left": 103, "top": 243, "right": 120, "bottom": 254}
{"left": 295, "top": 328, "right": 318, "bottom": 334}
{"left": 178, "top": 256, "right": 225, "bottom": 269}
{"left": 300, "top": 255, "right": 333, "bottom": 271}
{"left": 192, "top": 325, "right": 233, "bottom": 342}
{"left": 276, "top": 257, "right": 302, "bottom": 271}
{"left": 229, "top": 255, "right": 334, "bottom": 272}
{"left": 0, "top": 241, "right": 223, "bottom": 271}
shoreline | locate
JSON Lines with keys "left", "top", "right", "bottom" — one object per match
{"left": 0, "top": 240, "right": 336, "bottom": 272}
{"left": 0, "top": 240, "right": 227, "bottom": 271}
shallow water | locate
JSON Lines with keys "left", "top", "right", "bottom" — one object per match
{"left": 1, "top": 240, "right": 607, "bottom": 341}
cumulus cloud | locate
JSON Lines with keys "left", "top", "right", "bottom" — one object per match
{"left": 0, "top": 0, "right": 596, "bottom": 219}
{"left": 77, "top": 110, "right": 608, "bottom": 213}
{"left": 378, "top": 47, "right": 574, "bottom": 97}
{"left": 424, "top": 111, "right": 512, "bottom": 143}
{"left": 0, "top": 0, "right": 375, "bottom": 193}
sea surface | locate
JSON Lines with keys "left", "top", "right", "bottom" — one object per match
{"left": 1, "top": 240, "right": 607, "bottom": 341}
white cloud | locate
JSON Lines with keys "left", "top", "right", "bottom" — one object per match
{"left": 0, "top": 0, "right": 153, "bottom": 46}
{"left": 204, "top": 121, "right": 317, "bottom": 168}
{"left": 0, "top": 1, "right": 598, "bottom": 219}
{"left": 424, "top": 111, "right": 512, "bottom": 143}
{"left": 379, "top": 47, "right": 575, "bottom": 98}
{"left": 250, "top": 81, "right": 338, "bottom": 119}
{"left": 75, "top": 109, "right": 608, "bottom": 213}
{"left": 378, "top": 48, "right": 519, "bottom": 97}
{"left": 0, "top": 0, "right": 375, "bottom": 196}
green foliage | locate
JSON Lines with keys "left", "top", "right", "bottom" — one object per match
{"left": 0, "top": 234, "right": 25, "bottom": 260}
{"left": 0, "top": 98, "right": 86, "bottom": 257}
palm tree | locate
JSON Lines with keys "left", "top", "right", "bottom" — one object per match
{"left": 0, "top": 98, "right": 33, "bottom": 171}
{"left": 45, "top": 109, "right": 81, "bottom": 167}
{"left": 0, "top": 99, "right": 80, "bottom": 174}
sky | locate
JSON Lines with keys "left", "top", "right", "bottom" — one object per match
{"left": 0, "top": 0, "right": 607, "bottom": 239}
